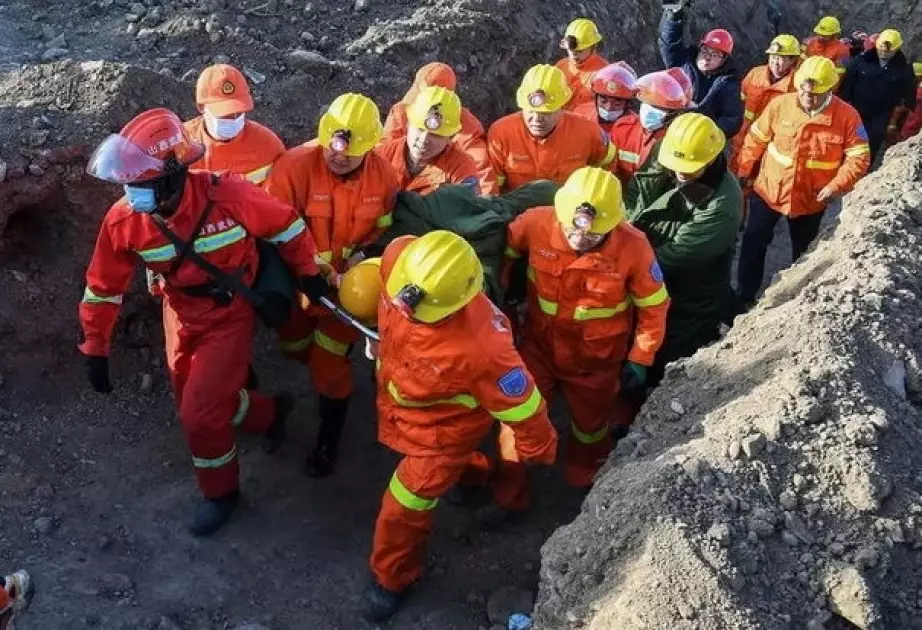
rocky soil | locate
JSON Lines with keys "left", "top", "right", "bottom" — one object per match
{"left": 536, "top": 139, "right": 922, "bottom": 629}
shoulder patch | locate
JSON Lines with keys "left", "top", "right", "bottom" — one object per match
{"left": 498, "top": 367, "right": 528, "bottom": 398}
{"left": 856, "top": 124, "right": 869, "bottom": 142}
{"left": 460, "top": 176, "right": 481, "bottom": 195}
{"left": 650, "top": 259, "right": 664, "bottom": 283}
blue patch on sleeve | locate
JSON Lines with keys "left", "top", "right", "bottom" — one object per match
{"left": 650, "top": 260, "right": 664, "bottom": 283}
{"left": 460, "top": 176, "right": 481, "bottom": 195}
{"left": 498, "top": 367, "right": 528, "bottom": 398}
{"left": 856, "top": 125, "right": 869, "bottom": 141}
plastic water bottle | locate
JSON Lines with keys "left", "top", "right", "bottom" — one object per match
{"left": 508, "top": 613, "right": 533, "bottom": 630}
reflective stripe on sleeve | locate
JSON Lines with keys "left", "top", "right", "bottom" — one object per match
{"left": 845, "top": 144, "right": 871, "bottom": 157}
{"left": 230, "top": 390, "right": 250, "bottom": 427}
{"left": 279, "top": 333, "right": 314, "bottom": 353}
{"left": 192, "top": 444, "right": 238, "bottom": 469}
{"left": 387, "top": 381, "right": 478, "bottom": 410}
{"left": 376, "top": 213, "right": 394, "bottom": 229}
{"left": 388, "top": 472, "right": 439, "bottom": 511}
{"left": 766, "top": 142, "right": 794, "bottom": 167}
{"left": 749, "top": 125, "right": 771, "bottom": 143}
{"left": 805, "top": 159, "right": 840, "bottom": 171}
{"left": 618, "top": 150, "right": 640, "bottom": 165}
{"left": 267, "top": 217, "right": 306, "bottom": 244}
{"left": 632, "top": 285, "right": 669, "bottom": 307}
{"left": 489, "top": 387, "right": 543, "bottom": 423}
{"left": 138, "top": 243, "right": 177, "bottom": 263}
{"left": 82, "top": 287, "right": 124, "bottom": 305}
{"left": 573, "top": 302, "right": 630, "bottom": 321}
{"left": 194, "top": 225, "right": 248, "bottom": 254}
{"left": 314, "top": 330, "right": 350, "bottom": 356}
{"left": 598, "top": 141, "right": 618, "bottom": 167}
{"left": 571, "top": 422, "right": 609, "bottom": 445}
{"left": 245, "top": 164, "right": 273, "bottom": 184}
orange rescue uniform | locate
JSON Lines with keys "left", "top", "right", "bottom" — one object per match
{"left": 899, "top": 85, "right": 922, "bottom": 141}
{"left": 79, "top": 173, "right": 320, "bottom": 498}
{"left": 501, "top": 208, "right": 669, "bottom": 496}
{"left": 371, "top": 238, "right": 557, "bottom": 593}
{"left": 264, "top": 143, "right": 400, "bottom": 399}
{"left": 487, "top": 112, "right": 617, "bottom": 192}
{"left": 556, "top": 53, "right": 609, "bottom": 110}
{"left": 736, "top": 93, "right": 871, "bottom": 217}
{"left": 729, "top": 65, "right": 797, "bottom": 172}
{"left": 375, "top": 136, "right": 482, "bottom": 195}
{"left": 572, "top": 102, "right": 644, "bottom": 181}
{"left": 383, "top": 103, "right": 499, "bottom": 195}
{"left": 803, "top": 36, "right": 851, "bottom": 81}
{"left": 184, "top": 117, "right": 285, "bottom": 186}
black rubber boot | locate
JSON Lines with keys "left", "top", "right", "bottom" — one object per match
{"left": 362, "top": 581, "right": 406, "bottom": 623}
{"left": 305, "top": 396, "right": 348, "bottom": 478}
{"left": 189, "top": 490, "right": 240, "bottom": 537}
{"left": 264, "top": 393, "right": 294, "bottom": 454}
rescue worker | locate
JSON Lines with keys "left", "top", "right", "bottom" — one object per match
{"left": 265, "top": 93, "right": 401, "bottom": 479}
{"left": 729, "top": 34, "right": 800, "bottom": 173}
{"left": 898, "top": 62, "right": 922, "bottom": 141}
{"left": 556, "top": 18, "right": 609, "bottom": 110}
{"left": 840, "top": 29, "right": 917, "bottom": 163}
{"left": 659, "top": 2, "right": 743, "bottom": 138}
{"left": 382, "top": 62, "right": 499, "bottom": 195}
{"left": 487, "top": 64, "right": 617, "bottom": 192}
{"left": 618, "top": 69, "right": 693, "bottom": 182}
{"left": 0, "top": 570, "right": 32, "bottom": 630}
{"left": 572, "top": 62, "right": 642, "bottom": 180}
{"left": 80, "top": 109, "right": 330, "bottom": 535}
{"left": 376, "top": 86, "right": 483, "bottom": 195}
{"left": 627, "top": 113, "right": 742, "bottom": 383}
{"left": 803, "top": 16, "right": 852, "bottom": 79}
{"left": 843, "top": 31, "right": 869, "bottom": 59}
{"left": 184, "top": 64, "right": 285, "bottom": 186}
{"left": 364, "top": 231, "right": 558, "bottom": 621}
{"left": 498, "top": 167, "right": 669, "bottom": 506}
{"left": 735, "top": 57, "right": 871, "bottom": 307}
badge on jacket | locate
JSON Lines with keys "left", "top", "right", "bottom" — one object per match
{"left": 856, "top": 125, "right": 869, "bottom": 141}
{"left": 651, "top": 260, "right": 664, "bottom": 283}
{"left": 498, "top": 367, "right": 528, "bottom": 397}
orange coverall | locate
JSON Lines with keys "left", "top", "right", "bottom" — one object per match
{"left": 736, "top": 93, "right": 871, "bottom": 217}
{"left": 556, "top": 52, "right": 609, "bottom": 110}
{"left": 501, "top": 208, "right": 669, "bottom": 497}
{"left": 371, "top": 238, "right": 558, "bottom": 593}
{"left": 899, "top": 85, "right": 922, "bottom": 141}
{"left": 572, "top": 102, "right": 644, "bottom": 182}
{"left": 487, "top": 112, "right": 617, "bottom": 192}
{"left": 375, "top": 136, "right": 482, "bottom": 195}
{"left": 264, "top": 143, "right": 399, "bottom": 399}
{"left": 79, "top": 173, "right": 320, "bottom": 498}
{"left": 184, "top": 117, "right": 286, "bottom": 186}
{"left": 729, "top": 65, "right": 796, "bottom": 172}
{"left": 383, "top": 103, "right": 500, "bottom": 195}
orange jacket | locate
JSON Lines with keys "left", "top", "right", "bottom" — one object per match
{"left": 899, "top": 85, "right": 922, "bottom": 141}
{"left": 736, "top": 93, "right": 871, "bottom": 217}
{"left": 79, "top": 172, "right": 319, "bottom": 357}
{"left": 572, "top": 102, "right": 644, "bottom": 181}
{"left": 382, "top": 103, "right": 500, "bottom": 195}
{"left": 505, "top": 208, "right": 669, "bottom": 370}
{"left": 264, "top": 142, "right": 400, "bottom": 271}
{"left": 556, "top": 53, "right": 609, "bottom": 110}
{"left": 184, "top": 117, "right": 286, "bottom": 186}
{"left": 487, "top": 112, "right": 617, "bottom": 192}
{"left": 615, "top": 122, "right": 666, "bottom": 179}
{"left": 375, "top": 239, "right": 558, "bottom": 464}
{"left": 729, "top": 65, "right": 797, "bottom": 172}
{"left": 803, "top": 36, "right": 851, "bottom": 81}
{"left": 375, "top": 136, "right": 482, "bottom": 195}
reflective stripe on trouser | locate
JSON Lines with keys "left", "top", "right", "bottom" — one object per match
{"left": 276, "top": 308, "right": 358, "bottom": 399}
{"left": 163, "top": 301, "right": 276, "bottom": 498}
{"left": 370, "top": 455, "right": 468, "bottom": 593}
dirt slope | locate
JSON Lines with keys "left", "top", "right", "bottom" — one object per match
{"left": 535, "top": 139, "right": 922, "bottom": 629}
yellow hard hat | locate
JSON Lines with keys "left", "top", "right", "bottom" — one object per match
{"left": 877, "top": 29, "right": 903, "bottom": 52}
{"left": 554, "top": 167, "right": 624, "bottom": 235}
{"left": 516, "top": 64, "right": 572, "bottom": 113}
{"left": 765, "top": 34, "right": 801, "bottom": 57}
{"left": 317, "top": 93, "right": 383, "bottom": 157}
{"left": 794, "top": 56, "right": 839, "bottom": 94}
{"left": 913, "top": 62, "right": 922, "bottom": 77}
{"left": 814, "top": 16, "right": 841, "bottom": 37}
{"left": 385, "top": 230, "right": 484, "bottom": 324}
{"left": 658, "top": 113, "right": 726, "bottom": 174}
{"left": 563, "top": 18, "right": 602, "bottom": 51}
{"left": 406, "top": 86, "right": 463, "bottom": 137}
{"left": 338, "top": 258, "right": 383, "bottom": 324}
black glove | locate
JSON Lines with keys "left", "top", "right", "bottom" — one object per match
{"left": 620, "top": 362, "right": 648, "bottom": 395}
{"left": 87, "top": 355, "right": 113, "bottom": 394}
{"left": 300, "top": 274, "right": 332, "bottom": 303}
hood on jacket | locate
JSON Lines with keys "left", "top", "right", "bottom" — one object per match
{"left": 860, "top": 48, "right": 909, "bottom": 71}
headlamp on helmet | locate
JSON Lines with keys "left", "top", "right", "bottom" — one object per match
{"left": 528, "top": 90, "right": 548, "bottom": 108}
{"left": 330, "top": 129, "right": 351, "bottom": 153}
{"left": 424, "top": 106, "right": 443, "bottom": 131}
{"left": 393, "top": 284, "right": 426, "bottom": 318}
{"left": 572, "top": 203, "right": 597, "bottom": 231}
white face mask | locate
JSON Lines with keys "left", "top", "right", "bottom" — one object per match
{"left": 204, "top": 111, "right": 246, "bottom": 141}
{"left": 598, "top": 106, "right": 625, "bottom": 122}
{"left": 639, "top": 103, "right": 669, "bottom": 131}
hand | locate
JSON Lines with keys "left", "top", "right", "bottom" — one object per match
{"left": 816, "top": 186, "right": 836, "bottom": 203}
{"left": 620, "top": 362, "right": 648, "bottom": 394}
{"left": 86, "top": 355, "right": 112, "bottom": 394}
{"left": 300, "top": 274, "right": 332, "bottom": 303}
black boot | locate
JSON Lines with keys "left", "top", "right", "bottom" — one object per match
{"left": 264, "top": 393, "right": 294, "bottom": 454}
{"left": 362, "top": 581, "right": 407, "bottom": 623}
{"left": 305, "top": 396, "right": 348, "bottom": 479}
{"left": 189, "top": 490, "right": 240, "bottom": 537}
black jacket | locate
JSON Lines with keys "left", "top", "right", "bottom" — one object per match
{"left": 658, "top": 10, "right": 744, "bottom": 138}
{"left": 840, "top": 49, "right": 917, "bottom": 132}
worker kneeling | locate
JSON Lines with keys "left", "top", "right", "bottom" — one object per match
{"left": 500, "top": 167, "right": 670, "bottom": 502}
{"left": 365, "top": 231, "right": 558, "bottom": 622}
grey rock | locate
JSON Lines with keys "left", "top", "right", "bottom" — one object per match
{"left": 845, "top": 420, "right": 878, "bottom": 447}
{"left": 130, "top": 2, "right": 145, "bottom": 14}
{"left": 826, "top": 566, "right": 881, "bottom": 628}
{"left": 33, "top": 516, "right": 56, "bottom": 534}
{"left": 727, "top": 441, "right": 741, "bottom": 460}
{"left": 883, "top": 359, "right": 907, "bottom": 399}
{"left": 287, "top": 49, "right": 333, "bottom": 71}
{"left": 354, "top": 0, "right": 369, "bottom": 10}
{"left": 99, "top": 573, "right": 133, "bottom": 592}
{"left": 782, "top": 531, "right": 801, "bottom": 546}
{"left": 785, "top": 513, "right": 815, "bottom": 544}
{"left": 139, "top": 373, "right": 153, "bottom": 394}
{"left": 779, "top": 491, "right": 798, "bottom": 511}
{"left": 749, "top": 518, "right": 775, "bottom": 539}
{"left": 707, "top": 523, "right": 731, "bottom": 547}
{"left": 46, "top": 34, "right": 67, "bottom": 49}
{"left": 230, "top": 624, "right": 270, "bottom": 630}
{"left": 854, "top": 547, "right": 879, "bottom": 569}
{"left": 742, "top": 433, "right": 766, "bottom": 459}
{"left": 486, "top": 586, "right": 533, "bottom": 625}
{"left": 27, "top": 130, "right": 49, "bottom": 147}
{"left": 41, "top": 48, "right": 69, "bottom": 61}
{"left": 157, "top": 617, "right": 182, "bottom": 630}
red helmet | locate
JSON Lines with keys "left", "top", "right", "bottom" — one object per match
{"left": 87, "top": 108, "right": 205, "bottom": 184}
{"left": 665, "top": 67, "right": 695, "bottom": 103}
{"left": 636, "top": 71, "right": 692, "bottom": 110}
{"left": 865, "top": 33, "right": 879, "bottom": 51}
{"left": 700, "top": 29, "right": 734, "bottom": 55}
{"left": 591, "top": 62, "right": 638, "bottom": 98}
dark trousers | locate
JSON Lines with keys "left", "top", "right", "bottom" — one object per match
{"left": 737, "top": 194, "right": 825, "bottom": 304}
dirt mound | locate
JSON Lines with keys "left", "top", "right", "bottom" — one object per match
{"left": 535, "top": 140, "right": 922, "bottom": 628}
